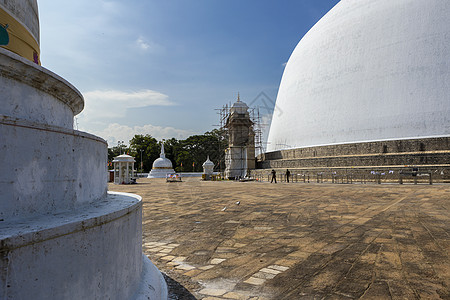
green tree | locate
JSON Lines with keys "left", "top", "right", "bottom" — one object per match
{"left": 107, "top": 144, "right": 128, "bottom": 169}
{"left": 177, "top": 129, "right": 227, "bottom": 172}
{"left": 129, "top": 134, "right": 159, "bottom": 172}
{"left": 163, "top": 138, "right": 182, "bottom": 171}
{"left": 108, "top": 147, "right": 120, "bottom": 166}
{"left": 204, "top": 128, "right": 228, "bottom": 172}
{"left": 107, "top": 129, "right": 228, "bottom": 173}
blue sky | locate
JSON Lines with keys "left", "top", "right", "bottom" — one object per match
{"left": 38, "top": 0, "right": 339, "bottom": 148}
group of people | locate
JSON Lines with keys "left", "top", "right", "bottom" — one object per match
{"left": 270, "top": 169, "right": 290, "bottom": 183}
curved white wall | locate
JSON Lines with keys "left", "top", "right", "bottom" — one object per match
{"left": 267, "top": 0, "right": 450, "bottom": 151}
{"left": 0, "top": 48, "right": 83, "bottom": 128}
{"left": 1, "top": 193, "right": 142, "bottom": 299}
{"left": 0, "top": 47, "right": 167, "bottom": 299}
{"left": 0, "top": 49, "right": 104, "bottom": 221}
{"left": 0, "top": 120, "right": 108, "bottom": 220}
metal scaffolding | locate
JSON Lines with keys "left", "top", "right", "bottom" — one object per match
{"left": 215, "top": 97, "right": 266, "bottom": 178}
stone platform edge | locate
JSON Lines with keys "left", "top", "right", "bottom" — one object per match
{"left": 0, "top": 191, "right": 140, "bottom": 250}
{"left": 0, "top": 47, "right": 84, "bottom": 115}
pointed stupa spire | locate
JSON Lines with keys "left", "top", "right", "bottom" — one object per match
{"left": 160, "top": 141, "right": 165, "bottom": 158}
{"left": 237, "top": 92, "right": 240, "bottom": 102}
{"left": 148, "top": 139, "right": 174, "bottom": 178}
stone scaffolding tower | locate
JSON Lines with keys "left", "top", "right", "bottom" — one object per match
{"left": 224, "top": 95, "right": 255, "bottom": 179}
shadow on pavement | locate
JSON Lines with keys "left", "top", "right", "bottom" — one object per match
{"left": 163, "top": 273, "right": 197, "bottom": 300}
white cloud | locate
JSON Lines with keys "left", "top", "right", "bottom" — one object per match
{"left": 78, "top": 89, "right": 174, "bottom": 121}
{"left": 88, "top": 123, "right": 197, "bottom": 146}
{"left": 136, "top": 36, "right": 150, "bottom": 51}
{"left": 134, "top": 36, "right": 164, "bottom": 54}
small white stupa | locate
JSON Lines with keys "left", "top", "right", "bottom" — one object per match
{"left": 202, "top": 156, "right": 215, "bottom": 180}
{"left": 147, "top": 142, "right": 175, "bottom": 178}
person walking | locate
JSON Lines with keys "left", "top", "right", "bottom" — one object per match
{"left": 271, "top": 169, "right": 277, "bottom": 183}
{"left": 286, "top": 169, "right": 291, "bottom": 183}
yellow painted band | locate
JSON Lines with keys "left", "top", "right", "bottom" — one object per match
{"left": 0, "top": 7, "right": 40, "bottom": 65}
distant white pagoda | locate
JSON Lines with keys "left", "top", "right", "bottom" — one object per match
{"left": 202, "top": 155, "right": 215, "bottom": 180}
{"left": 147, "top": 142, "right": 175, "bottom": 178}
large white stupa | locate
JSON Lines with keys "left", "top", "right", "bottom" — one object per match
{"left": 267, "top": 0, "right": 450, "bottom": 151}
{"left": 0, "top": 1, "right": 166, "bottom": 299}
{"left": 147, "top": 143, "right": 175, "bottom": 178}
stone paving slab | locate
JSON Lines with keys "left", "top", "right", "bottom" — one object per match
{"left": 109, "top": 178, "right": 450, "bottom": 299}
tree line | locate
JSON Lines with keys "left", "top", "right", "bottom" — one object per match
{"left": 108, "top": 129, "right": 228, "bottom": 173}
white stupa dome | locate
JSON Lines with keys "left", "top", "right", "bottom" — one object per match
{"left": 202, "top": 156, "right": 214, "bottom": 177}
{"left": 267, "top": 0, "right": 450, "bottom": 152}
{"left": 152, "top": 156, "right": 173, "bottom": 169}
{"left": 147, "top": 143, "right": 175, "bottom": 178}
{"left": 202, "top": 156, "right": 214, "bottom": 167}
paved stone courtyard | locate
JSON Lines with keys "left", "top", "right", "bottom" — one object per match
{"left": 109, "top": 178, "right": 450, "bottom": 299}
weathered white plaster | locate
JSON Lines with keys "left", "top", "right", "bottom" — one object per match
{"left": 267, "top": 0, "right": 450, "bottom": 151}
{"left": 0, "top": 116, "right": 107, "bottom": 221}
{"left": 225, "top": 147, "right": 250, "bottom": 179}
{"left": 0, "top": 48, "right": 84, "bottom": 126}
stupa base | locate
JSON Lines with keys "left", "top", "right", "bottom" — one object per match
{"left": 147, "top": 169, "right": 176, "bottom": 178}
{"left": 0, "top": 192, "right": 167, "bottom": 300}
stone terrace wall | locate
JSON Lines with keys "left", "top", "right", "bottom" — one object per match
{"left": 257, "top": 137, "right": 450, "bottom": 181}
{"left": 260, "top": 137, "right": 450, "bottom": 161}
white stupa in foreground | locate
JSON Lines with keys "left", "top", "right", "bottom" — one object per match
{"left": 147, "top": 143, "right": 175, "bottom": 178}
{"left": 0, "top": 1, "right": 166, "bottom": 299}
{"left": 267, "top": 0, "right": 450, "bottom": 151}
